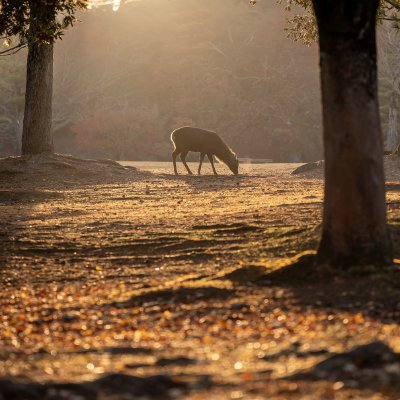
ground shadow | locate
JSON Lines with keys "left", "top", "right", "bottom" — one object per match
{"left": 386, "top": 183, "right": 400, "bottom": 192}
{"left": 159, "top": 172, "right": 250, "bottom": 192}
{"left": 0, "top": 372, "right": 187, "bottom": 400}
{"left": 227, "top": 252, "right": 400, "bottom": 393}
{"left": 283, "top": 341, "right": 400, "bottom": 392}
{"left": 0, "top": 187, "right": 66, "bottom": 283}
{"left": 109, "top": 285, "right": 236, "bottom": 308}
{"left": 257, "top": 252, "right": 400, "bottom": 325}
{"left": 0, "top": 154, "right": 152, "bottom": 261}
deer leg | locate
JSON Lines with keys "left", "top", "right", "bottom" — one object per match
{"left": 181, "top": 151, "right": 193, "bottom": 175}
{"left": 208, "top": 154, "right": 218, "bottom": 175}
{"left": 198, "top": 153, "right": 205, "bottom": 175}
{"left": 172, "top": 149, "right": 180, "bottom": 175}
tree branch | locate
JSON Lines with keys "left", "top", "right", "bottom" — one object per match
{"left": 385, "top": 0, "right": 400, "bottom": 11}
{"left": 0, "top": 42, "right": 27, "bottom": 56}
{"left": 379, "top": 16, "right": 400, "bottom": 21}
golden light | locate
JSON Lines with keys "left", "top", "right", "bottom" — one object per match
{"left": 88, "top": 0, "right": 122, "bottom": 9}
{"left": 113, "top": 0, "right": 121, "bottom": 11}
{"left": 3, "top": 38, "right": 11, "bottom": 48}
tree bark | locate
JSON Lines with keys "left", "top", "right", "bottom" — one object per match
{"left": 312, "top": 0, "right": 392, "bottom": 265}
{"left": 21, "top": 42, "right": 54, "bottom": 155}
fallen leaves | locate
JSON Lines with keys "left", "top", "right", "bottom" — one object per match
{"left": 1, "top": 163, "right": 400, "bottom": 399}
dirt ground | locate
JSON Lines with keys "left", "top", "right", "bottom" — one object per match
{"left": 2, "top": 154, "right": 400, "bottom": 399}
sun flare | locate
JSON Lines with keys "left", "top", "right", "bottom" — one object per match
{"left": 112, "top": 0, "right": 121, "bottom": 11}
{"left": 88, "top": 0, "right": 120, "bottom": 9}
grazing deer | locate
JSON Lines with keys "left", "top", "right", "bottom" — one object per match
{"left": 171, "top": 126, "right": 239, "bottom": 175}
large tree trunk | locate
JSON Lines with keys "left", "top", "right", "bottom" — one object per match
{"left": 21, "top": 42, "right": 54, "bottom": 155}
{"left": 312, "top": 0, "right": 392, "bottom": 265}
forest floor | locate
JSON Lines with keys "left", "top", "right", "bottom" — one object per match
{"left": 2, "top": 154, "right": 400, "bottom": 399}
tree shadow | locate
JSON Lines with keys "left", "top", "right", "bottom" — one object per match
{"left": 386, "top": 183, "right": 400, "bottom": 192}
{"left": 258, "top": 252, "right": 400, "bottom": 325}
{"left": 285, "top": 340, "right": 400, "bottom": 392}
{"left": 232, "top": 252, "right": 400, "bottom": 393}
{"left": 108, "top": 285, "right": 236, "bottom": 308}
{"left": 0, "top": 372, "right": 187, "bottom": 400}
{"left": 0, "top": 187, "right": 68, "bottom": 286}
{"left": 158, "top": 172, "right": 250, "bottom": 192}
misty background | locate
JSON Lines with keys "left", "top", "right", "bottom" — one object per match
{"left": 0, "top": 0, "right": 397, "bottom": 162}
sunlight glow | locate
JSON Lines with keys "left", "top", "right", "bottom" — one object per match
{"left": 88, "top": 0, "right": 116, "bottom": 8}
{"left": 88, "top": 0, "right": 140, "bottom": 9}
{"left": 113, "top": 0, "right": 121, "bottom": 11}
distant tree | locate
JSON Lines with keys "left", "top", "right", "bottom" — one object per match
{"left": 0, "top": 53, "right": 26, "bottom": 155}
{"left": 310, "top": 0, "right": 393, "bottom": 265}
{"left": 71, "top": 107, "right": 164, "bottom": 160}
{"left": 0, "top": 0, "right": 88, "bottom": 154}
{"left": 378, "top": 22, "right": 400, "bottom": 151}
{"left": 48, "top": 0, "right": 321, "bottom": 162}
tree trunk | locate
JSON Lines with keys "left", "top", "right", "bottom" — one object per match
{"left": 21, "top": 42, "right": 54, "bottom": 155}
{"left": 386, "top": 93, "right": 398, "bottom": 152}
{"left": 312, "top": 0, "right": 392, "bottom": 265}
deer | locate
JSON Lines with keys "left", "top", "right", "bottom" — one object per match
{"left": 171, "top": 126, "right": 239, "bottom": 175}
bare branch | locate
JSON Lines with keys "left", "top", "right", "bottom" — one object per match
{"left": 385, "top": 0, "right": 400, "bottom": 11}
{"left": 0, "top": 42, "right": 27, "bottom": 56}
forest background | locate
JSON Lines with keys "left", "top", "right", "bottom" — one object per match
{"left": 0, "top": 0, "right": 397, "bottom": 162}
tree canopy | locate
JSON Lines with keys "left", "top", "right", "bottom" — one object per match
{"left": 279, "top": 0, "right": 400, "bottom": 45}
{"left": 0, "top": 0, "right": 89, "bottom": 55}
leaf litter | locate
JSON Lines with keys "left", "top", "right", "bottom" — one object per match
{"left": 1, "top": 157, "right": 400, "bottom": 399}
